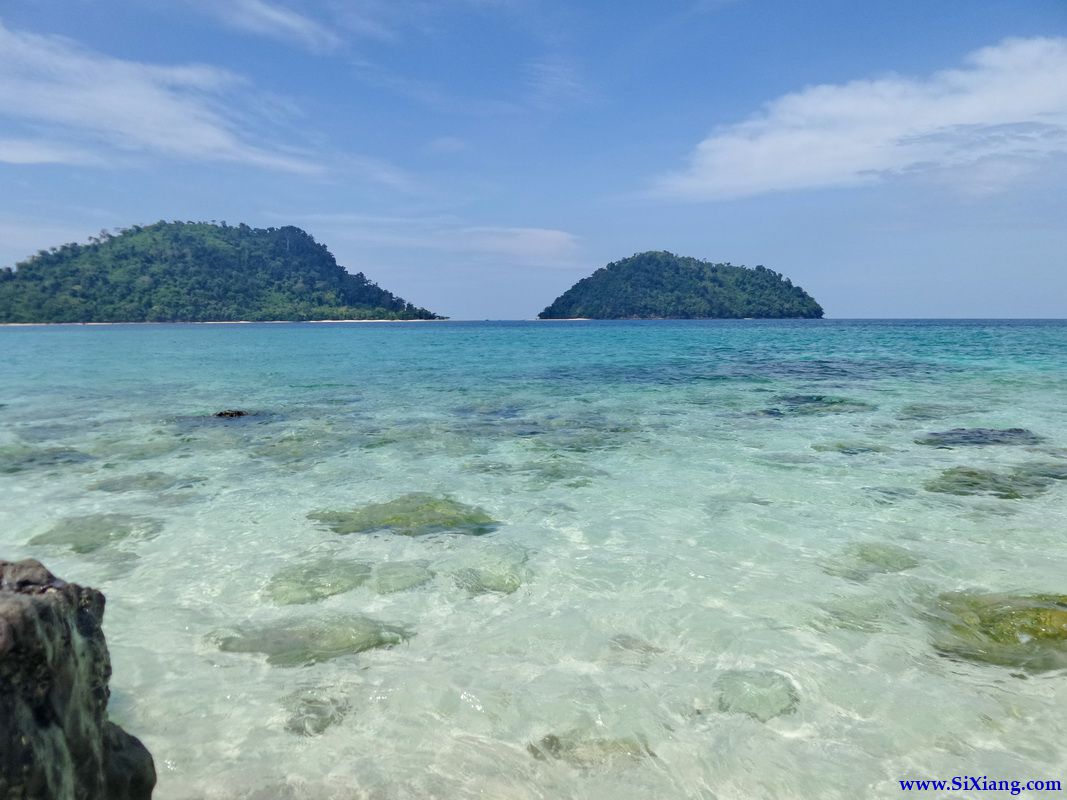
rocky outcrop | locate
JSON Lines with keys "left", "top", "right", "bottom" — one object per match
{"left": 0, "top": 559, "right": 155, "bottom": 800}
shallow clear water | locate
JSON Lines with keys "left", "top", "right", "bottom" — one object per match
{"left": 2, "top": 319, "right": 1066, "bottom": 799}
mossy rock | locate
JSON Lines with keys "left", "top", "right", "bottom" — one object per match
{"left": 930, "top": 592, "right": 1067, "bottom": 671}
{"left": 527, "top": 731, "right": 655, "bottom": 768}
{"left": 915, "top": 428, "right": 1045, "bottom": 447}
{"left": 28, "top": 513, "right": 163, "bottom": 554}
{"left": 309, "top": 493, "right": 498, "bottom": 536}
{"left": 215, "top": 615, "right": 411, "bottom": 667}
{"left": 923, "top": 467, "right": 1051, "bottom": 500}
{"left": 714, "top": 670, "right": 800, "bottom": 722}
{"left": 821, "top": 542, "right": 920, "bottom": 582}
{"left": 373, "top": 561, "right": 435, "bottom": 594}
{"left": 266, "top": 559, "right": 373, "bottom": 605}
{"left": 283, "top": 688, "right": 350, "bottom": 736}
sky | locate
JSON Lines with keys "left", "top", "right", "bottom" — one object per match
{"left": 1, "top": 0, "right": 1065, "bottom": 319}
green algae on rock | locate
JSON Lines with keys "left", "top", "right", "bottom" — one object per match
{"left": 929, "top": 592, "right": 1067, "bottom": 671}
{"left": 266, "top": 559, "right": 373, "bottom": 605}
{"left": 309, "top": 493, "right": 498, "bottom": 536}
{"left": 28, "top": 513, "right": 164, "bottom": 554}
{"left": 527, "top": 731, "right": 655, "bottom": 768}
{"left": 215, "top": 615, "right": 411, "bottom": 666}
{"left": 923, "top": 465, "right": 1063, "bottom": 500}
{"left": 915, "top": 428, "right": 1045, "bottom": 447}
{"left": 821, "top": 542, "right": 920, "bottom": 583}
{"left": 714, "top": 670, "right": 800, "bottom": 722}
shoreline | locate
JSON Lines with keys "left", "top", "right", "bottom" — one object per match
{"left": 0, "top": 318, "right": 451, "bottom": 327}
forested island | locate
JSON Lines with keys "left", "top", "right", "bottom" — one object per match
{"left": 0, "top": 221, "right": 439, "bottom": 322}
{"left": 538, "top": 251, "right": 823, "bottom": 319}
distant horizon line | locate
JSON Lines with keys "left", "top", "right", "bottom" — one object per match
{"left": 2, "top": 317, "right": 1067, "bottom": 328}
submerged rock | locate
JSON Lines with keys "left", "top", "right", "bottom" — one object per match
{"left": 815, "top": 595, "right": 903, "bottom": 633}
{"left": 215, "top": 409, "right": 250, "bottom": 418}
{"left": 923, "top": 466, "right": 1053, "bottom": 500}
{"left": 764, "top": 395, "right": 875, "bottom": 416}
{"left": 28, "top": 513, "right": 164, "bottom": 554}
{"left": 897, "top": 403, "right": 971, "bottom": 421}
{"left": 283, "top": 688, "right": 350, "bottom": 736}
{"left": 603, "top": 633, "right": 665, "bottom": 667}
{"left": 929, "top": 592, "right": 1067, "bottom": 671}
{"left": 452, "top": 566, "right": 523, "bottom": 596}
{"left": 527, "top": 731, "right": 655, "bottom": 768}
{"left": 309, "top": 493, "right": 498, "bottom": 536}
{"left": 215, "top": 615, "right": 411, "bottom": 667}
{"left": 609, "top": 633, "right": 665, "bottom": 655}
{"left": 862, "top": 486, "right": 919, "bottom": 506}
{"left": 445, "top": 546, "right": 529, "bottom": 596}
{"left": 373, "top": 561, "right": 434, "bottom": 594}
{"left": 821, "top": 542, "right": 920, "bottom": 582}
{"left": 1017, "top": 462, "right": 1067, "bottom": 481}
{"left": 0, "top": 559, "right": 156, "bottom": 799}
{"left": 812, "top": 441, "right": 892, "bottom": 456}
{"left": 266, "top": 559, "right": 373, "bottom": 605}
{"left": 714, "top": 670, "right": 800, "bottom": 722}
{"left": 0, "top": 445, "right": 93, "bottom": 473}
{"left": 89, "top": 471, "right": 207, "bottom": 493}
{"left": 915, "top": 428, "right": 1045, "bottom": 447}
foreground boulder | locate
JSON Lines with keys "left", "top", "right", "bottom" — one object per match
{"left": 0, "top": 559, "right": 155, "bottom": 800}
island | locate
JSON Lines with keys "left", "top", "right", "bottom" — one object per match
{"left": 0, "top": 221, "right": 440, "bottom": 322}
{"left": 538, "top": 251, "right": 823, "bottom": 319}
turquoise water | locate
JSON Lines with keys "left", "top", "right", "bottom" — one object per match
{"left": 2, "top": 320, "right": 1066, "bottom": 799}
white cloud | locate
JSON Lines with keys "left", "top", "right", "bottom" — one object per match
{"left": 0, "top": 138, "right": 101, "bottom": 166}
{"left": 198, "top": 0, "right": 344, "bottom": 50}
{"left": 525, "top": 56, "right": 593, "bottom": 111}
{"left": 655, "top": 37, "right": 1067, "bottom": 200}
{"left": 281, "top": 212, "right": 581, "bottom": 267}
{"left": 0, "top": 21, "right": 319, "bottom": 172}
{"left": 425, "top": 136, "right": 469, "bottom": 155}
{"left": 457, "top": 226, "right": 580, "bottom": 264}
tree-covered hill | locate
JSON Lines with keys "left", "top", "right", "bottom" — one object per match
{"left": 538, "top": 251, "right": 823, "bottom": 319}
{"left": 0, "top": 221, "right": 440, "bottom": 322}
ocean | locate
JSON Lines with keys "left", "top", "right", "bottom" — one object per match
{"left": 2, "top": 319, "right": 1066, "bottom": 799}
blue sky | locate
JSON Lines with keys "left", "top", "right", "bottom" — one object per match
{"left": 1, "top": 0, "right": 1065, "bottom": 319}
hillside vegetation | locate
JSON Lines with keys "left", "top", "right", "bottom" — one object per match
{"left": 538, "top": 251, "right": 823, "bottom": 319}
{"left": 0, "top": 221, "right": 439, "bottom": 322}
